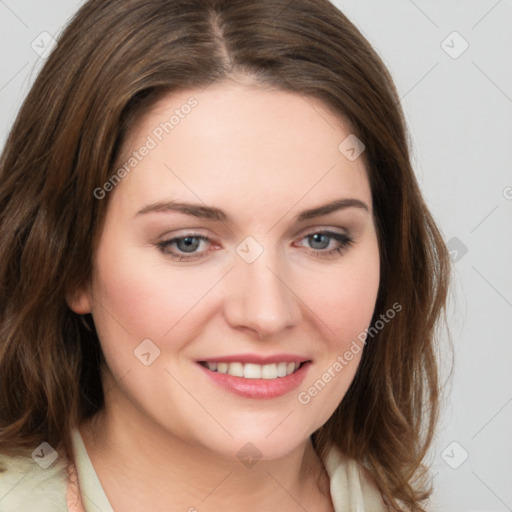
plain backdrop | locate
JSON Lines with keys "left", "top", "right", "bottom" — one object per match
{"left": 1, "top": 1, "right": 511, "bottom": 511}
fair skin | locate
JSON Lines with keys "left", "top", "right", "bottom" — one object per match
{"left": 70, "top": 79, "right": 380, "bottom": 511}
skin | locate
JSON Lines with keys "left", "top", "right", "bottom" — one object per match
{"left": 70, "top": 79, "right": 380, "bottom": 512}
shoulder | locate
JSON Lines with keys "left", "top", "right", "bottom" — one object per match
{"left": 0, "top": 451, "right": 69, "bottom": 511}
{"left": 322, "top": 442, "right": 387, "bottom": 512}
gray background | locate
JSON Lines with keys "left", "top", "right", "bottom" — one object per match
{"left": 1, "top": 1, "right": 511, "bottom": 510}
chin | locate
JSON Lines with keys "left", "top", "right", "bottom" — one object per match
{"left": 187, "top": 420, "right": 314, "bottom": 463}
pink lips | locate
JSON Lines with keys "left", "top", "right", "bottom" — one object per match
{"left": 197, "top": 355, "right": 312, "bottom": 399}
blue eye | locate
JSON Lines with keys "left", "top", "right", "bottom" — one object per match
{"left": 157, "top": 230, "right": 353, "bottom": 262}
{"left": 172, "top": 236, "right": 203, "bottom": 253}
{"left": 157, "top": 234, "right": 210, "bottom": 261}
{"left": 298, "top": 231, "right": 354, "bottom": 258}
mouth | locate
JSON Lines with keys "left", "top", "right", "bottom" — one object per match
{"left": 198, "top": 360, "right": 308, "bottom": 380}
{"left": 196, "top": 357, "right": 312, "bottom": 399}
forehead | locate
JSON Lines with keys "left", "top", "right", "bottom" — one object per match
{"left": 111, "top": 81, "right": 371, "bottom": 218}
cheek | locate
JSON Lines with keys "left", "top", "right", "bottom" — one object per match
{"left": 90, "top": 244, "right": 222, "bottom": 343}
{"left": 305, "top": 241, "right": 380, "bottom": 343}
{"left": 295, "top": 241, "right": 380, "bottom": 409}
{"left": 88, "top": 246, "right": 223, "bottom": 416}
{"left": 320, "top": 276, "right": 379, "bottom": 335}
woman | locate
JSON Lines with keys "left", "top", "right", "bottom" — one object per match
{"left": 0, "top": 0, "right": 450, "bottom": 510}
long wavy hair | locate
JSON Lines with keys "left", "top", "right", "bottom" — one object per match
{"left": 0, "top": 0, "right": 450, "bottom": 509}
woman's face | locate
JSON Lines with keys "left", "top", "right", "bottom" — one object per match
{"left": 73, "top": 80, "right": 380, "bottom": 460}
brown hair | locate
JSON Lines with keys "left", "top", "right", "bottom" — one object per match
{"left": 0, "top": 0, "right": 450, "bottom": 509}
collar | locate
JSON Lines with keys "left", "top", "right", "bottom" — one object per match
{"left": 71, "top": 428, "right": 114, "bottom": 512}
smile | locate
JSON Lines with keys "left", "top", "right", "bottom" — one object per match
{"left": 199, "top": 361, "right": 303, "bottom": 380}
{"left": 197, "top": 359, "right": 312, "bottom": 399}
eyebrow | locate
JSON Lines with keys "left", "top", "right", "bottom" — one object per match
{"left": 135, "top": 197, "right": 369, "bottom": 223}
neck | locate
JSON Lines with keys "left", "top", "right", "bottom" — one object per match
{"left": 79, "top": 406, "right": 332, "bottom": 512}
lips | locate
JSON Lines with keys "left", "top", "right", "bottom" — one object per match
{"left": 199, "top": 361, "right": 303, "bottom": 379}
{"left": 197, "top": 355, "right": 312, "bottom": 399}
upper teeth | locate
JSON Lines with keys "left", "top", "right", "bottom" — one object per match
{"left": 204, "top": 362, "right": 300, "bottom": 379}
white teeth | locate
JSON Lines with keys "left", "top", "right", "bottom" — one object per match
{"left": 243, "top": 363, "right": 261, "bottom": 379}
{"left": 277, "top": 362, "right": 288, "bottom": 377}
{"left": 203, "top": 361, "right": 303, "bottom": 379}
{"left": 261, "top": 364, "right": 277, "bottom": 380}
{"left": 217, "top": 362, "right": 229, "bottom": 374}
{"left": 228, "top": 362, "right": 244, "bottom": 377}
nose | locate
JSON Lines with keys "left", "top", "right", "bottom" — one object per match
{"left": 223, "top": 245, "right": 302, "bottom": 339}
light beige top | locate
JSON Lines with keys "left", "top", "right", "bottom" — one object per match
{"left": 0, "top": 429, "right": 386, "bottom": 511}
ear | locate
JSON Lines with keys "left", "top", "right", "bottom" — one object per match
{"left": 66, "top": 285, "right": 92, "bottom": 315}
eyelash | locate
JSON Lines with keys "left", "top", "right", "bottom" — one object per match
{"left": 157, "top": 230, "right": 354, "bottom": 262}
